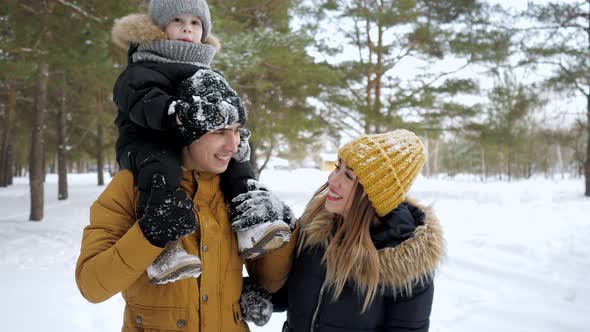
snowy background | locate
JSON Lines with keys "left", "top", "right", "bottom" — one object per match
{"left": 0, "top": 169, "right": 588, "bottom": 331}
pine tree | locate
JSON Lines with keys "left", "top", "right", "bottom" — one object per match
{"left": 307, "top": 0, "right": 512, "bottom": 137}
{"left": 1, "top": 0, "right": 142, "bottom": 220}
{"left": 521, "top": 1, "right": 589, "bottom": 195}
{"left": 209, "top": 0, "right": 338, "bottom": 174}
{"left": 463, "top": 72, "right": 545, "bottom": 179}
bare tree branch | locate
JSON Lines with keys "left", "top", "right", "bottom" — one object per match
{"left": 56, "top": 0, "right": 103, "bottom": 23}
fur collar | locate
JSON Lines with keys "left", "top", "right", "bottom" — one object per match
{"left": 111, "top": 14, "right": 221, "bottom": 51}
{"left": 300, "top": 199, "right": 445, "bottom": 295}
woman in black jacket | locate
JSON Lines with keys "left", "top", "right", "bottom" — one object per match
{"left": 276, "top": 129, "right": 445, "bottom": 332}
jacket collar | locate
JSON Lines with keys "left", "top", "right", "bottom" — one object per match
{"left": 300, "top": 199, "right": 445, "bottom": 294}
{"left": 180, "top": 170, "right": 221, "bottom": 206}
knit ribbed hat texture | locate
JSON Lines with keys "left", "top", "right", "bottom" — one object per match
{"left": 149, "top": 0, "right": 211, "bottom": 42}
{"left": 338, "top": 129, "right": 426, "bottom": 216}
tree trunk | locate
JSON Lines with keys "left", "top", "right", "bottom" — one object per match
{"left": 49, "top": 158, "right": 56, "bottom": 174}
{"left": 432, "top": 138, "right": 439, "bottom": 175}
{"left": 56, "top": 70, "right": 68, "bottom": 200}
{"left": 5, "top": 144, "right": 13, "bottom": 185}
{"left": 507, "top": 151, "right": 512, "bottom": 182}
{"left": 423, "top": 136, "right": 430, "bottom": 177}
{"left": 585, "top": 5, "right": 590, "bottom": 196}
{"left": 96, "top": 88, "right": 105, "bottom": 186}
{"left": 585, "top": 93, "right": 590, "bottom": 196}
{"left": 29, "top": 64, "right": 49, "bottom": 222}
{"left": 107, "top": 157, "right": 112, "bottom": 176}
{"left": 480, "top": 148, "right": 486, "bottom": 181}
{"left": 75, "top": 161, "right": 83, "bottom": 173}
{"left": 365, "top": 24, "right": 373, "bottom": 133}
{"left": 373, "top": 0, "right": 385, "bottom": 133}
{"left": 0, "top": 78, "right": 16, "bottom": 187}
{"left": 16, "top": 162, "right": 23, "bottom": 177}
{"left": 42, "top": 149, "right": 46, "bottom": 182}
{"left": 360, "top": 3, "right": 373, "bottom": 134}
{"left": 556, "top": 144, "right": 564, "bottom": 179}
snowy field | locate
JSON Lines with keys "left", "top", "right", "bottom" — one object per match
{"left": 0, "top": 169, "right": 588, "bottom": 331}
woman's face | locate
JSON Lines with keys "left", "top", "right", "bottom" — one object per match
{"left": 325, "top": 159, "right": 357, "bottom": 216}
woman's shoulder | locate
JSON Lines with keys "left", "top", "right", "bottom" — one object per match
{"left": 375, "top": 199, "right": 445, "bottom": 297}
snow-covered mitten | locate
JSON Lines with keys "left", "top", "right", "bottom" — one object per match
{"left": 138, "top": 174, "right": 201, "bottom": 284}
{"left": 241, "top": 277, "right": 273, "bottom": 327}
{"left": 230, "top": 180, "right": 294, "bottom": 259}
{"left": 233, "top": 127, "right": 251, "bottom": 162}
{"left": 135, "top": 149, "right": 183, "bottom": 219}
{"left": 138, "top": 174, "right": 197, "bottom": 247}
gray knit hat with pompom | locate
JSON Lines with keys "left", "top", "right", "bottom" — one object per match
{"left": 149, "top": 0, "right": 211, "bottom": 42}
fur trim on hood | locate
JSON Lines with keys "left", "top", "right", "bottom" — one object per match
{"left": 300, "top": 199, "right": 445, "bottom": 296}
{"left": 377, "top": 199, "right": 445, "bottom": 296}
{"left": 111, "top": 14, "right": 221, "bottom": 51}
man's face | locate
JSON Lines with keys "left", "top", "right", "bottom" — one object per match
{"left": 164, "top": 14, "right": 203, "bottom": 44}
{"left": 182, "top": 124, "right": 241, "bottom": 174}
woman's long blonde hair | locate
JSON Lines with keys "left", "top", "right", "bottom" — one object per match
{"left": 298, "top": 180, "right": 381, "bottom": 312}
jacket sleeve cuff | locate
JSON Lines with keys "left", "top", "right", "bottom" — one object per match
{"left": 246, "top": 227, "right": 299, "bottom": 292}
{"left": 116, "top": 222, "right": 164, "bottom": 271}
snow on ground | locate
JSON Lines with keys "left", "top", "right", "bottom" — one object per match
{"left": 0, "top": 170, "right": 588, "bottom": 331}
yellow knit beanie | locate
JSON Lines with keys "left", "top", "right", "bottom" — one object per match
{"left": 338, "top": 129, "right": 426, "bottom": 216}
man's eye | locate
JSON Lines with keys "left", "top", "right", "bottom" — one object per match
{"left": 345, "top": 173, "right": 353, "bottom": 180}
{"left": 192, "top": 20, "right": 200, "bottom": 26}
{"left": 174, "top": 18, "right": 181, "bottom": 22}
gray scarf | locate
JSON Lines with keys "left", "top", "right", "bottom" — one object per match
{"left": 133, "top": 39, "right": 216, "bottom": 66}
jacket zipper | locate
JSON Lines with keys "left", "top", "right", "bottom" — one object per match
{"left": 310, "top": 279, "right": 327, "bottom": 332}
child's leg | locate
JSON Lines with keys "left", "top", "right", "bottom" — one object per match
{"left": 119, "top": 142, "right": 201, "bottom": 283}
{"left": 222, "top": 166, "right": 294, "bottom": 259}
{"left": 236, "top": 221, "right": 292, "bottom": 259}
{"left": 126, "top": 143, "right": 183, "bottom": 218}
{"left": 147, "top": 239, "right": 202, "bottom": 284}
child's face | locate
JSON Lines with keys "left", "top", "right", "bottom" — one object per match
{"left": 164, "top": 14, "right": 203, "bottom": 44}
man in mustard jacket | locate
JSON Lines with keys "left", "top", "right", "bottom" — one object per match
{"left": 75, "top": 104, "right": 295, "bottom": 330}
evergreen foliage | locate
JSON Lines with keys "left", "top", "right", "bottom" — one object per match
{"left": 0, "top": 0, "right": 587, "bottom": 211}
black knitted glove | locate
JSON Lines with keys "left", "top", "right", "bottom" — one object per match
{"left": 135, "top": 150, "right": 183, "bottom": 219}
{"left": 241, "top": 277, "right": 273, "bottom": 327}
{"left": 229, "top": 180, "right": 295, "bottom": 232}
{"left": 138, "top": 174, "right": 197, "bottom": 248}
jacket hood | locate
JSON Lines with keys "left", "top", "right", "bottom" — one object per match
{"left": 111, "top": 14, "right": 221, "bottom": 51}
{"left": 376, "top": 199, "right": 445, "bottom": 295}
{"left": 300, "top": 199, "right": 445, "bottom": 296}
